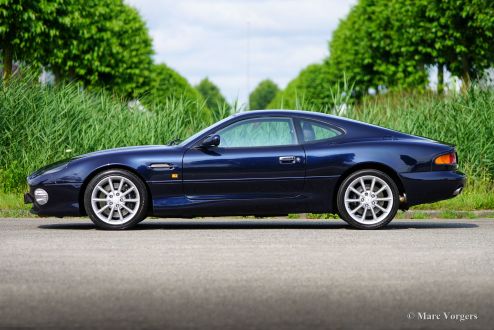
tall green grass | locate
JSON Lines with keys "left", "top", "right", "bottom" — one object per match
{"left": 349, "top": 89, "right": 494, "bottom": 179}
{"left": 1, "top": 74, "right": 493, "bottom": 211}
{"left": 0, "top": 74, "right": 230, "bottom": 192}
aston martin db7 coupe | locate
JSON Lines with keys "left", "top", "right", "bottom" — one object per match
{"left": 25, "top": 110, "right": 465, "bottom": 229}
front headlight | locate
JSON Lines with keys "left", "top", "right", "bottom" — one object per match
{"left": 34, "top": 188, "right": 49, "bottom": 205}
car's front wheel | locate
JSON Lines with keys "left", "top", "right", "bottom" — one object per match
{"left": 337, "top": 169, "right": 399, "bottom": 229}
{"left": 84, "top": 169, "right": 148, "bottom": 230}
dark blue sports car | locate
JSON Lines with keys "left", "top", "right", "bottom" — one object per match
{"left": 25, "top": 110, "right": 465, "bottom": 229}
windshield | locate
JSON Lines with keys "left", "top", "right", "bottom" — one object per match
{"left": 178, "top": 114, "right": 236, "bottom": 146}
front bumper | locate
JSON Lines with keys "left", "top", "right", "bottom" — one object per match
{"left": 24, "top": 183, "right": 83, "bottom": 217}
{"left": 24, "top": 192, "right": 34, "bottom": 204}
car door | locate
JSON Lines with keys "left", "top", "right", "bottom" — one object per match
{"left": 182, "top": 117, "right": 306, "bottom": 204}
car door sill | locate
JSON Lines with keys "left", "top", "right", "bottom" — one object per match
{"left": 186, "top": 194, "right": 305, "bottom": 201}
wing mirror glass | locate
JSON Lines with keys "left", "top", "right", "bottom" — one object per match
{"left": 200, "top": 134, "right": 220, "bottom": 148}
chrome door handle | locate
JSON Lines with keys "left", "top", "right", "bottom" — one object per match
{"left": 279, "top": 156, "right": 296, "bottom": 164}
{"left": 149, "top": 163, "right": 174, "bottom": 170}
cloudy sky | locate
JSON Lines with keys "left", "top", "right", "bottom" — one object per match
{"left": 126, "top": 0, "right": 356, "bottom": 104}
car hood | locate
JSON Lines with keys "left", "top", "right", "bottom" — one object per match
{"left": 73, "top": 145, "right": 177, "bottom": 159}
{"left": 30, "top": 145, "right": 178, "bottom": 177}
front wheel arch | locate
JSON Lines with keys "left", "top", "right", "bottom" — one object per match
{"left": 78, "top": 165, "right": 153, "bottom": 215}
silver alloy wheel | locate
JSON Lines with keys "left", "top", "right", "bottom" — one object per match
{"left": 343, "top": 175, "right": 393, "bottom": 225}
{"left": 90, "top": 175, "right": 141, "bottom": 225}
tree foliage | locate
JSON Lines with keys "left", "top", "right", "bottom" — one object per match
{"left": 272, "top": 0, "right": 494, "bottom": 106}
{"left": 327, "top": 0, "right": 429, "bottom": 94}
{"left": 249, "top": 79, "right": 279, "bottom": 110}
{"left": 0, "top": 0, "right": 61, "bottom": 78}
{"left": 145, "top": 63, "right": 203, "bottom": 105}
{"left": 268, "top": 64, "right": 340, "bottom": 109}
{"left": 327, "top": 0, "right": 494, "bottom": 93}
{"left": 396, "top": 0, "right": 494, "bottom": 86}
{"left": 1, "top": 0, "right": 153, "bottom": 97}
{"left": 46, "top": 0, "right": 154, "bottom": 98}
{"left": 0, "top": 0, "right": 204, "bottom": 102}
{"left": 195, "top": 77, "right": 227, "bottom": 109}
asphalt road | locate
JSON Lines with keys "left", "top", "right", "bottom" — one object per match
{"left": 0, "top": 218, "right": 493, "bottom": 330}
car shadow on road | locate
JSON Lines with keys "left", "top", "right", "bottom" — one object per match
{"left": 38, "top": 220, "right": 479, "bottom": 231}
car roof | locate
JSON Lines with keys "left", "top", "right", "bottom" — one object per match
{"left": 235, "top": 109, "right": 328, "bottom": 117}
{"left": 232, "top": 109, "right": 360, "bottom": 128}
{"left": 233, "top": 109, "right": 340, "bottom": 122}
{"left": 232, "top": 109, "right": 416, "bottom": 140}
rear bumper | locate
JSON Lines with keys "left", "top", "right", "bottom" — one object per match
{"left": 400, "top": 170, "right": 466, "bottom": 207}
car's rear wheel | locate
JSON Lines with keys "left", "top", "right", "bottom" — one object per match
{"left": 337, "top": 169, "right": 399, "bottom": 229}
{"left": 84, "top": 169, "right": 148, "bottom": 230}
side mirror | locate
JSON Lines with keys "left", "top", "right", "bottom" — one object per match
{"left": 200, "top": 134, "right": 220, "bottom": 148}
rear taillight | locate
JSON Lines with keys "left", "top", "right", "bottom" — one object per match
{"left": 434, "top": 152, "right": 457, "bottom": 165}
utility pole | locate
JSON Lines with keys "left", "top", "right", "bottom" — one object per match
{"left": 246, "top": 20, "right": 251, "bottom": 111}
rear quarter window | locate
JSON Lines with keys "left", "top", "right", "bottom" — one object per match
{"left": 299, "top": 119, "right": 343, "bottom": 143}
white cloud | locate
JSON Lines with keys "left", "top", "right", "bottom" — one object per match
{"left": 126, "top": 0, "right": 356, "bottom": 104}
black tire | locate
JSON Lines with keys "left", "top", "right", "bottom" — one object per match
{"left": 337, "top": 169, "right": 399, "bottom": 229}
{"left": 84, "top": 169, "right": 149, "bottom": 230}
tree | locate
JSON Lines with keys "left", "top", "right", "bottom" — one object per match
{"left": 395, "top": 0, "right": 494, "bottom": 89}
{"left": 327, "top": 0, "right": 494, "bottom": 93}
{"left": 268, "top": 63, "right": 345, "bottom": 110}
{"left": 267, "top": 76, "right": 300, "bottom": 110}
{"left": 45, "top": 0, "right": 154, "bottom": 98}
{"left": 327, "top": 0, "right": 429, "bottom": 95}
{"left": 195, "top": 77, "right": 227, "bottom": 109}
{"left": 249, "top": 79, "right": 279, "bottom": 109}
{"left": 145, "top": 63, "right": 203, "bottom": 104}
{"left": 0, "top": 0, "right": 62, "bottom": 80}
{"left": 0, "top": 0, "right": 156, "bottom": 96}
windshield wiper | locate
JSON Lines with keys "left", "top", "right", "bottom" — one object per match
{"left": 167, "top": 138, "right": 182, "bottom": 146}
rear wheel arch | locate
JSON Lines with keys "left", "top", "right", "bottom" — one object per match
{"left": 332, "top": 162, "right": 406, "bottom": 211}
{"left": 79, "top": 165, "right": 152, "bottom": 215}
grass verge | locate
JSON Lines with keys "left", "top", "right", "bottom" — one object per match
{"left": 0, "top": 192, "right": 31, "bottom": 217}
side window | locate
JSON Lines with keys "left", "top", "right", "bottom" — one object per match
{"left": 299, "top": 120, "right": 342, "bottom": 143}
{"left": 217, "top": 118, "right": 297, "bottom": 148}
